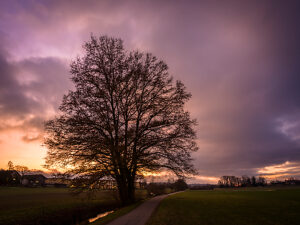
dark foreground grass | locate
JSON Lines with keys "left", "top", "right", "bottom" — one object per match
{"left": 147, "top": 187, "right": 300, "bottom": 225}
{"left": 0, "top": 187, "right": 147, "bottom": 225}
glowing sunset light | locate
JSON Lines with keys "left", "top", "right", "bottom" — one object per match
{"left": 257, "top": 161, "right": 300, "bottom": 180}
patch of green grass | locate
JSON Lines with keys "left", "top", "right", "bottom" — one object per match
{"left": 0, "top": 187, "right": 118, "bottom": 225}
{"left": 0, "top": 187, "right": 148, "bottom": 225}
{"left": 147, "top": 187, "right": 300, "bottom": 225}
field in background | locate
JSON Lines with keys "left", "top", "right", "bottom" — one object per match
{"left": 0, "top": 187, "right": 147, "bottom": 225}
{"left": 147, "top": 187, "right": 300, "bottom": 225}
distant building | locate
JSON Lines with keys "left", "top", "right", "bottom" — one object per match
{"left": 45, "top": 178, "right": 70, "bottom": 187}
{"left": 21, "top": 174, "right": 46, "bottom": 187}
{"left": 0, "top": 170, "right": 21, "bottom": 186}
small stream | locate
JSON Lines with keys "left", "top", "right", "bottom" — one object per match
{"left": 88, "top": 210, "right": 114, "bottom": 223}
{"left": 76, "top": 209, "right": 116, "bottom": 225}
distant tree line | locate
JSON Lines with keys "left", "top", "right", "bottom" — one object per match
{"left": 270, "top": 177, "right": 300, "bottom": 186}
{"left": 218, "top": 175, "right": 300, "bottom": 188}
{"left": 218, "top": 175, "right": 267, "bottom": 187}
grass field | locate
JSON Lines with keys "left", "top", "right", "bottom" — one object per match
{"left": 0, "top": 187, "right": 147, "bottom": 225}
{"left": 147, "top": 187, "right": 300, "bottom": 225}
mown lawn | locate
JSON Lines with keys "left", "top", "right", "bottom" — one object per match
{"left": 0, "top": 187, "right": 146, "bottom": 225}
{"left": 147, "top": 187, "right": 300, "bottom": 225}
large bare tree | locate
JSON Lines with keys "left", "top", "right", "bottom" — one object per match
{"left": 44, "top": 36, "right": 198, "bottom": 205}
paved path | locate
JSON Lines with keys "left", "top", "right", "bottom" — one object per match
{"left": 106, "top": 192, "right": 179, "bottom": 225}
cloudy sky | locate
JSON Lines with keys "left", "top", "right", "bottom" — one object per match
{"left": 0, "top": 0, "right": 300, "bottom": 183}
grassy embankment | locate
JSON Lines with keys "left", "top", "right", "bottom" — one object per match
{"left": 90, "top": 201, "right": 142, "bottom": 225}
{"left": 147, "top": 187, "right": 300, "bottom": 225}
{"left": 90, "top": 187, "right": 175, "bottom": 225}
{"left": 0, "top": 187, "right": 147, "bottom": 225}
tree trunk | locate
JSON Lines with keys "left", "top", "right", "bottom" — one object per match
{"left": 117, "top": 177, "right": 136, "bottom": 206}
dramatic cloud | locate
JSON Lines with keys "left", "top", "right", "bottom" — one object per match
{"left": 0, "top": 0, "right": 299, "bottom": 182}
{"left": 0, "top": 33, "right": 70, "bottom": 167}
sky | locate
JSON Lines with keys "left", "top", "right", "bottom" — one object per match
{"left": 0, "top": 0, "right": 300, "bottom": 183}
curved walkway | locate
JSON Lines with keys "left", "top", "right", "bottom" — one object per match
{"left": 106, "top": 192, "right": 179, "bottom": 225}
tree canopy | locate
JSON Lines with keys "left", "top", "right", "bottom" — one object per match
{"left": 44, "top": 35, "right": 198, "bottom": 204}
